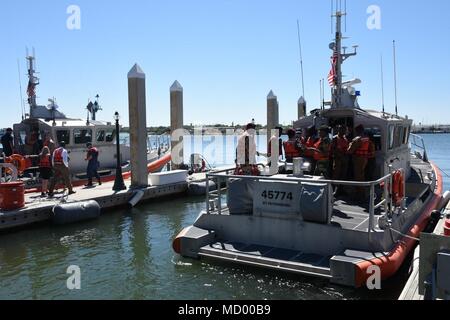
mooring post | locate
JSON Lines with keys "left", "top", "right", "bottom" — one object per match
{"left": 128, "top": 64, "right": 149, "bottom": 188}
{"left": 170, "top": 80, "right": 184, "bottom": 170}
{"left": 298, "top": 96, "right": 306, "bottom": 119}
{"left": 267, "top": 90, "right": 279, "bottom": 145}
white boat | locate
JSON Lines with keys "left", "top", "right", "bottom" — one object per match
{"left": 3, "top": 53, "right": 170, "bottom": 189}
{"left": 173, "top": 9, "right": 444, "bottom": 287}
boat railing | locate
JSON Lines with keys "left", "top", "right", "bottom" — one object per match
{"left": 205, "top": 169, "right": 394, "bottom": 237}
{"left": 410, "top": 133, "right": 428, "bottom": 162}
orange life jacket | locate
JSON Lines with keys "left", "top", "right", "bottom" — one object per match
{"left": 283, "top": 140, "right": 301, "bottom": 160}
{"left": 334, "top": 136, "right": 349, "bottom": 155}
{"left": 39, "top": 154, "right": 52, "bottom": 168}
{"left": 53, "top": 148, "right": 64, "bottom": 165}
{"left": 313, "top": 139, "right": 330, "bottom": 161}
{"left": 304, "top": 137, "right": 317, "bottom": 158}
{"left": 354, "top": 137, "right": 371, "bottom": 158}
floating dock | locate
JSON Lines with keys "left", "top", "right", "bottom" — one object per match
{"left": 399, "top": 201, "right": 450, "bottom": 300}
{"left": 0, "top": 171, "right": 188, "bottom": 232}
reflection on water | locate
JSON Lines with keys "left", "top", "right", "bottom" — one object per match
{"left": 0, "top": 134, "right": 449, "bottom": 300}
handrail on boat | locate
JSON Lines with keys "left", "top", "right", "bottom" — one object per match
{"left": 410, "top": 133, "right": 429, "bottom": 162}
{"left": 205, "top": 169, "right": 396, "bottom": 239}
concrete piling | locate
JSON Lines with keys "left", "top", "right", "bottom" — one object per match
{"left": 170, "top": 80, "right": 184, "bottom": 169}
{"left": 267, "top": 90, "right": 279, "bottom": 145}
{"left": 298, "top": 96, "right": 306, "bottom": 119}
{"left": 128, "top": 64, "right": 149, "bottom": 188}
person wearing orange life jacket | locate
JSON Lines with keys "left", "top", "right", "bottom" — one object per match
{"left": 48, "top": 141, "right": 75, "bottom": 197}
{"left": 312, "top": 125, "right": 331, "bottom": 177}
{"left": 365, "top": 132, "right": 377, "bottom": 181}
{"left": 283, "top": 129, "right": 301, "bottom": 163}
{"left": 301, "top": 126, "right": 318, "bottom": 174}
{"left": 348, "top": 125, "right": 371, "bottom": 199}
{"left": 330, "top": 125, "right": 349, "bottom": 181}
{"left": 38, "top": 146, "right": 53, "bottom": 197}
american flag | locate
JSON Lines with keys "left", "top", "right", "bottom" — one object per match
{"left": 327, "top": 50, "right": 338, "bottom": 87}
{"left": 27, "top": 80, "right": 35, "bottom": 97}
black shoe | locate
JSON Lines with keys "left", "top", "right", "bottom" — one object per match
{"left": 47, "top": 193, "right": 54, "bottom": 198}
{"left": 98, "top": 181, "right": 102, "bottom": 186}
{"left": 85, "top": 183, "right": 94, "bottom": 187}
{"left": 68, "top": 191, "right": 76, "bottom": 195}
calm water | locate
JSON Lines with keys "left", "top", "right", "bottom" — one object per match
{"left": 0, "top": 134, "right": 449, "bottom": 300}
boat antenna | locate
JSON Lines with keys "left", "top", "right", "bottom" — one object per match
{"left": 17, "top": 59, "right": 25, "bottom": 120}
{"left": 393, "top": 40, "right": 399, "bottom": 116}
{"left": 297, "top": 19, "right": 305, "bottom": 100}
{"left": 380, "top": 54, "right": 385, "bottom": 115}
{"left": 322, "top": 78, "right": 325, "bottom": 110}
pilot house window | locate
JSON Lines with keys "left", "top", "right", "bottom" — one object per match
{"left": 56, "top": 130, "right": 70, "bottom": 145}
{"left": 74, "top": 129, "right": 92, "bottom": 144}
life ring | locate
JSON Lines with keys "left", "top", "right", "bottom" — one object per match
{"left": 5, "top": 154, "right": 28, "bottom": 174}
{"left": 392, "top": 170, "right": 405, "bottom": 207}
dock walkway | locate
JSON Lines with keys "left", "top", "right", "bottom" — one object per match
{"left": 0, "top": 177, "right": 187, "bottom": 232}
{"left": 399, "top": 203, "right": 449, "bottom": 300}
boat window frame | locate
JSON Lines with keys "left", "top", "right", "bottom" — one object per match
{"left": 73, "top": 128, "right": 93, "bottom": 145}
{"left": 56, "top": 129, "right": 71, "bottom": 145}
{"left": 388, "top": 125, "right": 395, "bottom": 150}
{"left": 96, "top": 129, "right": 106, "bottom": 142}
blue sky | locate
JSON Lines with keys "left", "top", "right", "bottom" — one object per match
{"left": 1, "top": 0, "right": 449, "bottom": 128}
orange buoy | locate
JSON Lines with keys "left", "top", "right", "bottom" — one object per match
{"left": 444, "top": 216, "right": 450, "bottom": 237}
{"left": 5, "top": 154, "right": 29, "bottom": 174}
{"left": 0, "top": 181, "right": 25, "bottom": 211}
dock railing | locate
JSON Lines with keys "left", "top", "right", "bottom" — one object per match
{"left": 205, "top": 170, "right": 395, "bottom": 238}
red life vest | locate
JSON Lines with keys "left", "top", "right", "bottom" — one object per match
{"left": 304, "top": 137, "right": 317, "bottom": 158}
{"left": 334, "top": 136, "right": 349, "bottom": 155}
{"left": 54, "top": 148, "right": 64, "bottom": 165}
{"left": 39, "top": 154, "right": 52, "bottom": 168}
{"left": 283, "top": 140, "right": 300, "bottom": 159}
{"left": 313, "top": 139, "right": 330, "bottom": 161}
{"left": 354, "top": 137, "right": 371, "bottom": 158}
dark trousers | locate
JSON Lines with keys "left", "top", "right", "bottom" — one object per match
{"left": 87, "top": 161, "right": 101, "bottom": 184}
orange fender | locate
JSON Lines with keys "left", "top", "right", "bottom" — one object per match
{"left": 354, "top": 162, "right": 443, "bottom": 287}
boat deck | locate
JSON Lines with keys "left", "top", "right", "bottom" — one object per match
{"left": 199, "top": 241, "right": 332, "bottom": 278}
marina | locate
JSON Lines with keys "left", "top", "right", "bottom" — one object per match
{"left": 1, "top": 0, "right": 450, "bottom": 303}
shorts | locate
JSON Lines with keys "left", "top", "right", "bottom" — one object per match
{"left": 39, "top": 167, "right": 53, "bottom": 180}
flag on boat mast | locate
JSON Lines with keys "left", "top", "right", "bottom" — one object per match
{"left": 328, "top": 49, "right": 338, "bottom": 87}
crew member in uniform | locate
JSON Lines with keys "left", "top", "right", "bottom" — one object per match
{"left": 348, "top": 125, "right": 371, "bottom": 199}
{"left": 235, "top": 123, "right": 259, "bottom": 176}
{"left": 301, "top": 126, "right": 318, "bottom": 174}
{"left": 283, "top": 129, "right": 301, "bottom": 163}
{"left": 330, "top": 125, "right": 349, "bottom": 181}
{"left": 38, "top": 146, "right": 53, "bottom": 197}
{"left": 1, "top": 128, "right": 14, "bottom": 157}
{"left": 48, "top": 141, "right": 75, "bottom": 197}
{"left": 313, "top": 125, "right": 331, "bottom": 178}
{"left": 85, "top": 142, "right": 102, "bottom": 187}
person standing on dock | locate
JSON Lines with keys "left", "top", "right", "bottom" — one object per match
{"left": 43, "top": 133, "right": 56, "bottom": 154}
{"left": 38, "top": 146, "right": 53, "bottom": 197}
{"left": 1, "top": 128, "right": 14, "bottom": 157}
{"left": 48, "top": 141, "right": 75, "bottom": 197}
{"left": 85, "top": 142, "right": 101, "bottom": 187}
